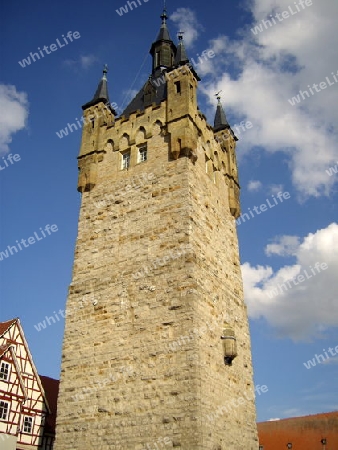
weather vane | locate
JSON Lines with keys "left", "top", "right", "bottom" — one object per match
{"left": 215, "top": 90, "right": 223, "bottom": 102}
{"left": 178, "top": 30, "right": 185, "bottom": 40}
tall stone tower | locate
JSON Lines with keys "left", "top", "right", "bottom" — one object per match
{"left": 55, "top": 8, "right": 258, "bottom": 450}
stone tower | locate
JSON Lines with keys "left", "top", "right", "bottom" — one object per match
{"left": 54, "top": 8, "right": 258, "bottom": 450}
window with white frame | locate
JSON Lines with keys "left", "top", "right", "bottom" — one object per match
{"left": 0, "top": 401, "right": 9, "bottom": 420}
{"left": 0, "top": 361, "right": 10, "bottom": 381}
{"left": 138, "top": 145, "right": 147, "bottom": 163}
{"left": 23, "top": 416, "right": 33, "bottom": 433}
{"left": 122, "top": 151, "right": 130, "bottom": 170}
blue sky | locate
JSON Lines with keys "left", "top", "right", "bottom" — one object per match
{"left": 1, "top": 0, "right": 337, "bottom": 423}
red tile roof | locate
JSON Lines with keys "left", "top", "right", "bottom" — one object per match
{"left": 258, "top": 411, "right": 338, "bottom": 450}
{"left": 40, "top": 376, "right": 59, "bottom": 435}
{"left": 0, "top": 318, "right": 18, "bottom": 337}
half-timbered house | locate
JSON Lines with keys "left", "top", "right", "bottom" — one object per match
{"left": 0, "top": 318, "right": 57, "bottom": 450}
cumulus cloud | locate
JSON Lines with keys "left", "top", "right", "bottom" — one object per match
{"left": 265, "top": 235, "right": 300, "bottom": 257}
{"left": 0, "top": 84, "right": 29, "bottom": 154}
{"left": 170, "top": 8, "right": 203, "bottom": 48}
{"left": 242, "top": 223, "right": 338, "bottom": 341}
{"left": 248, "top": 180, "right": 263, "bottom": 192}
{"left": 199, "top": 0, "right": 338, "bottom": 199}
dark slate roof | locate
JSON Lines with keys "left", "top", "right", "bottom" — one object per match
{"left": 156, "top": 8, "right": 171, "bottom": 42}
{"left": 157, "top": 21, "right": 171, "bottom": 42}
{"left": 122, "top": 74, "right": 167, "bottom": 117}
{"left": 174, "top": 36, "right": 189, "bottom": 66}
{"left": 82, "top": 67, "right": 110, "bottom": 110}
{"left": 214, "top": 100, "right": 230, "bottom": 131}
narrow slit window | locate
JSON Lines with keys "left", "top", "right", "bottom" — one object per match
{"left": 122, "top": 152, "right": 131, "bottom": 170}
{"left": 175, "top": 81, "right": 181, "bottom": 94}
{"left": 155, "top": 51, "right": 160, "bottom": 67}
{"left": 138, "top": 146, "right": 147, "bottom": 163}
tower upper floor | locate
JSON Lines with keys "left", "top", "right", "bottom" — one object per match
{"left": 76, "top": 7, "right": 241, "bottom": 219}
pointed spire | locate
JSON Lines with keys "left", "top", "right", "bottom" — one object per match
{"left": 156, "top": 4, "right": 171, "bottom": 42}
{"left": 214, "top": 92, "right": 230, "bottom": 131}
{"left": 82, "top": 65, "right": 111, "bottom": 110}
{"left": 150, "top": 4, "right": 176, "bottom": 75}
{"left": 174, "top": 32, "right": 189, "bottom": 66}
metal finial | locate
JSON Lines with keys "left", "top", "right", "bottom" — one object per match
{"left": 103, "top": 64, "right": 108, "bottom": 80}
{"left": 161, "top": 0, "right": 168, "bottom": 23}
{"left": 215, "top": 90, "right": 223, "bottom": 103}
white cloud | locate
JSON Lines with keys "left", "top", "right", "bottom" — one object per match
{"left": 269, "top": 184, "right": 284, "bottom": 195}
{"left": 242, "top": 223, "right": 338, "bottom": 341}
{"left": 199, "top": 0, "right": 338, "bottom": 199}
{"left": 322, "top": 356, "right": 338, "bottom": 365}
{"left": 80, "top": 55, "right": 98, "bottom": 69}
{"left": 0, "top": 84, "right": 29, "bottom": 155}
{"left": 247, "top": 180, "right": 262, "bottom": 192}
{"left": 265, "top": 235, "right": 300, "bottom": 257}
{"left": 170, "top": 8, "right": 203, "bottom": 48}
{"left": 64, "top": 54, "right": 98, "bottom": 70}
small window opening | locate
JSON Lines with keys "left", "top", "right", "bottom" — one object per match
{"left": 122, "top": 152, "right": 130, "bottom": 170}
{"left": 0, "top": 362, "right": 10, "bottom": 381}
{"left": 138, "top": 146, "right": 147, "bottom": 163}
{"left": 23, "top": 416, "right": 33, "bottom": 434}
{"left": 0, "top": 401, "right": 9, "bottom": 420}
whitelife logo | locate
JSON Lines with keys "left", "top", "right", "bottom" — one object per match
{"left": 303, "top": 345, "right": 338, "bottom": 369}
{"left": 235, "top": 191, "right": 291, "bottom": 226}
{"left": 325, "top": 161, "right": 338, "bottom": 177}
{"left": 116, "top": 0, "right": 150, "bottom": 17}
{"left": 267, "top": 262, "right": 328, "bottom": 299}
{"left": 288, "top": 70, "right": 338, "bottom": 106}
{"left": 251, "top": 0, "right": 313, "bottom": 35}
{"left": 0, "top": 225, "right": 58, "bottom": 262}
{"left": 18, "top": 31, "right": 81, "bottom": 68}
{"left": 0, "top": 153, "right": 21, "bottom": 172}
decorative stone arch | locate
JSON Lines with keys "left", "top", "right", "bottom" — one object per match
{"left": 152, "top": 120, "right": 163, "bottom": 136}
{"left": 119, "top": 133, "right": 130, "bottom": 151}
{"left": 136, "top": 126, "right": 147, "bottom": 144}
{"left": 104, "top": 139, "right": 115, "bottom": 152}
{"left": 214, "top": 150, "right": 220, "bottom": 170}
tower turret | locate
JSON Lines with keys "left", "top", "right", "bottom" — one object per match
{"left": 174, "top": 32, "right": 189, "bottom": 66}
{"left": 214, "top": 94, "right": 230, "bottom": 131}
{"left": 77, "top": 66, "right": 115, "bottom": 193}
{"left": 213, "top": 94, "right": 241, "bottom": 218}
{"left": 149, "top": 7, "right": 176, "bottom": 75}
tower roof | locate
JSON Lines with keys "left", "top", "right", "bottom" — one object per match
{"left": 149, "top": 6, "right": 177, "bottom": 75}
{"left": 214, "top": 95, "right": 230, "bottom": 131}
{"left": 156, "top": 7, "right": 171, "bottom": 42}
{"left": 82, "top": 65, "right": 111, "bottom": 110}
{"left": 174, "top": 33, "right": 189, "bottom": 66}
